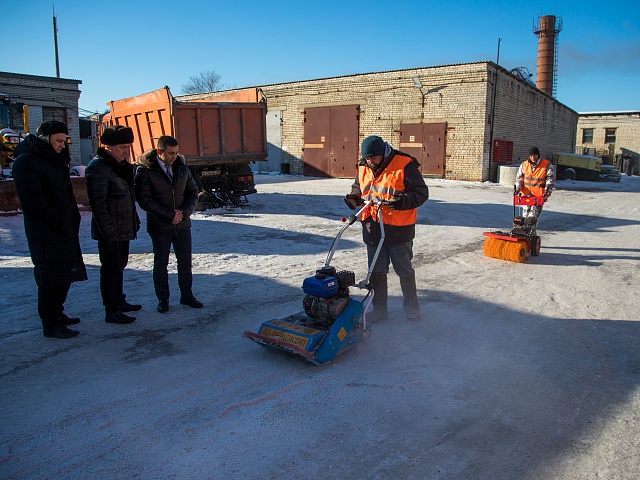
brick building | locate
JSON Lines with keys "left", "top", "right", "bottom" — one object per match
{"left": 576, "top": 111, "right": 640, "bottom": 173}
{"left": 0, "top": 71, "right": 82, "bottom": 163}
{"left": 182, "top": 61, "right": 577, "bottom": 181}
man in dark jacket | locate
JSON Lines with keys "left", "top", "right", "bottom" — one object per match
{"left": 12, "top": 121, "right": 87, "bottom": 338}
{"left": 345, "top": 135, "right": 429, "bottom": 321}
{"left": 86, "top": 126, "right": 141, "bottom": 324}
{"left": 134, "top": 135, "right": 202, "bottom": 313}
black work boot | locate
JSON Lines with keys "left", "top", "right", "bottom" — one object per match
{"left": 400, "top": 273, "right": 421, "bottom": 320}
{"left": 368, "top": 273, "right": 388, "bottom": 322}
{"left": 43, "top": 323, "right": 79, "bottom": 339}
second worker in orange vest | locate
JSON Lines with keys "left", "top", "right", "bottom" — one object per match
{"left": 345, "top": 135, "right": 429, "bottom": 321}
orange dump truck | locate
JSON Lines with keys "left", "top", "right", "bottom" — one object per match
{"left": 105, "top": 86, "right": 267, "bottom": 208}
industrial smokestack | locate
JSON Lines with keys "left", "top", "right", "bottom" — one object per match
{"left": 533, "top": 15, "right": 562, "bottom": 97}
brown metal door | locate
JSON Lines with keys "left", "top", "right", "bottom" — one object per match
{"left": 400, "top": 123, "right": 446, "bottom": 175}
{"left": 399, "top": 124, "right": 425, "bottom": 166}
{"left": 303, "top": 107, "right": 331, "bottom": 176}
{"left": 329, "top": 105, "right": 359, "bottom": 178}
{"left": 422, "top": 123, "right": 446, "bottom": 176}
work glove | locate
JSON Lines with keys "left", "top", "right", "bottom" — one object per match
{"left": 544, "top": 189, "right": 552, "bottom": 200}
{"left": 386, "top": 194, "right": 408, "bottom": 210}
{"left": 344, "top": 194, "right": 363, "bottom": 210}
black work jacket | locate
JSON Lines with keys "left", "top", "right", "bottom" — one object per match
{"left": 351, "top": 149, "right": 429, "bottom": 245}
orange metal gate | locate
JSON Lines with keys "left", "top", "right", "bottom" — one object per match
{"left": 399, "top": 123, "right": 446, "bottom": 176}
{"left": 303, "top": 105, "right": 359, "bottom": 178}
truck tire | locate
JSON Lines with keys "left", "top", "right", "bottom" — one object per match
{"left": 563, "top": 168, "right": 576, "bottom": 181}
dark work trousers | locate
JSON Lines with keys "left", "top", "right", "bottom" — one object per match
{"left": 38, "top": 283, "right": 71, "bottom": 329}
{"left": 151, "top": 228, "right": 193, "bottom": 301}
{"left": 97, "top": 239, "right": 130, "bottom": 314}
{"left": 367, "top": 241, "right": 415, "bottom": 277}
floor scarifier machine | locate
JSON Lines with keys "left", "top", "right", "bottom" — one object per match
{"left": 482, "top": 192, "right": 546, "bottom": 263}
{"left": 244, "top": 201, "right": 384, "bottom": 365}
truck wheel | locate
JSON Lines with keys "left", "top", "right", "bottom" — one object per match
{"left": 530, "top": 236, "right": 541, "bottom": 256}
{"left": 563, "top": 168, "right": 576, "bottom": 181}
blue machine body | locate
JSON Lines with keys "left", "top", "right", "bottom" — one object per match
{"left": 246, "top": 299, "right": 366, "bottom": 365}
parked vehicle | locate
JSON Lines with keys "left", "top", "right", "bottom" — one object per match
{"left": 551, "top": 152, "right": 602, "bottom": 181}
{"left": 598, "top": 164, "right": 622, "bottom": 183}
{"left": 70, "top": 165, "right": 86, "bottom": 177}
{"left": 104, "top": 86, "right": 268, "bottom": 208}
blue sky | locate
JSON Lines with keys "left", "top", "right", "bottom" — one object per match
{"left": 6, "top": 0, "right": 640, "bottom": 115}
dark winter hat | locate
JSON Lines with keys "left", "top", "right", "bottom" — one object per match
{"left": 361, "top": 135, "right": 385, "bottom": 159}
{"left": 36, "top": 120, "right": 68, "bottom": 136}
{"left": 528, "top": 146, "right": 540, "bottom": 156}
{"left": 101, "top": 125, "right": 134, "bottom": 146}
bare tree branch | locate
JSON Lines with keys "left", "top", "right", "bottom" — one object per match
{"left": 181, "top": 71, "right": 224, "bottom": 95}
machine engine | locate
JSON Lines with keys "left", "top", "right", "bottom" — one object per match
{"left": 302, "top": 267, "right": 355, "bottom": 326}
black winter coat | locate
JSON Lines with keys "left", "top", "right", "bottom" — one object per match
{"left": 134, "top": 150, "right": 199, "bottom": 234}
{"left": 85, "top": 148, "right": 139, "bottom": 242}
{"left": 12, "top": 134, "right": 87, "bottom": 288}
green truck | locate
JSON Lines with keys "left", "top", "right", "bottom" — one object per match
{"left": 552, "top": 152, "right": 602, "bottom": 181}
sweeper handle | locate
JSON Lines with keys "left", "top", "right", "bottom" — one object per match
{"left": 326, "top": 201, "right": 374, "bottom": 267}
{"left": 360, "top": 201, "right": 385, "bottom": 288}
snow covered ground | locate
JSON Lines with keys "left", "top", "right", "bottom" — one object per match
{"left": 1, "top": 174, "right": 639, "bottom": 479}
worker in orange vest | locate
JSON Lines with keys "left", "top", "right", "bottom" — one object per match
{"left": 345, "top": 135, "right": 429, "bottom": 321}
{"left": 515, "top": 146, "right": 555, "bottom": 218}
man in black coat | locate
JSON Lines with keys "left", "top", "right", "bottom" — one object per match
{"left": 86, "top": 126, "right": 141, "bottom": 324}
{"left": 134, "top": 135, "right": 202, "bottom": 313}
{"left": 12, "top": 121, "right": 87, "bottom": 339}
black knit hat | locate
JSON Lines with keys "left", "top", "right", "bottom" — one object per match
{"left": 361, "top": 135, "right": 385, "bottom": 159}
{"left": 36, "top": 120, "right": 68, "bottom": 136}
{"left": 528, "top": 146, "right": 540, "bottom": 156}
{"left": 101, "top": 125, "right": 134, "bottom": 146}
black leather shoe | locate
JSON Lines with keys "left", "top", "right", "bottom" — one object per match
{"left": 105, "top": 311, "right": 136, "bottom": 324}
{"left": 157, "top": 300, "right": 169, "bottom": 313}
{"left": 60, "top": 313, "right": 81, "bottom": 325}
{"left": 116, "top": 301, "right": 142, "bottom": 312}
{"left": 43, "top": 325, "right": 79, "bottom": 339}
{"left": 180, "top": 297, "right": 203, "bottom": 308}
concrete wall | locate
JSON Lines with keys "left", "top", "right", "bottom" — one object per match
{"left": 0, "top": 71, "right": 82, "bottom": 164}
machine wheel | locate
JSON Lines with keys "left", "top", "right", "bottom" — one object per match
{"left": 563, "top": 168, "right": 576, "bottom": 181}
{"left": 530, "top": 236, "right": 541, "bottom": 256}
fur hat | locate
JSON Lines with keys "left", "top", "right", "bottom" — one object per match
{"left": 101, "top": 125, "right": 134, "bottom": 146}
{"left": 36, "top": 120, "right": 68, "bottom": 136}
{"left": 361, "top": 135, "right": 385, "bottom": 159}
{"left": 528, "top": 146, "right": 540, "bottom": 156}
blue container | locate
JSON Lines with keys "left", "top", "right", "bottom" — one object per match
{"left": 303, "top": 274, "right": 338, "bottom": 298}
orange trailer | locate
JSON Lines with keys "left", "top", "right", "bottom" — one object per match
{"left": 105, "top": 86, "right": 267, "bottom": 208}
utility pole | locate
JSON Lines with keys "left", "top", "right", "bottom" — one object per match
{"left": 488, "top": 38, "right": 501, "bottom": 181}
{"left": 53, "top": 4, "right": 60, "bottom": 77}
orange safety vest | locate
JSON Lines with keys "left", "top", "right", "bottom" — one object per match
{"left": 358, "top": 153, "right": 417, "bottom": 226}
{"left": 520, "top": 158, "right": 550, "bottom": 197}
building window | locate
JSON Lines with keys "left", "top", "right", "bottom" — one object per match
{"left": 582, "top": 128, "right": 594, "bottom": 143}
{"left": 605, "top": 128, "right": 616, "bottom": 144}
{"left": 42, "top": 106, "right": 66, "bottom": 124}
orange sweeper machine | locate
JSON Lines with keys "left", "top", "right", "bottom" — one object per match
{"left": 482, "top": 191, "right": 546, "bottom": 263}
